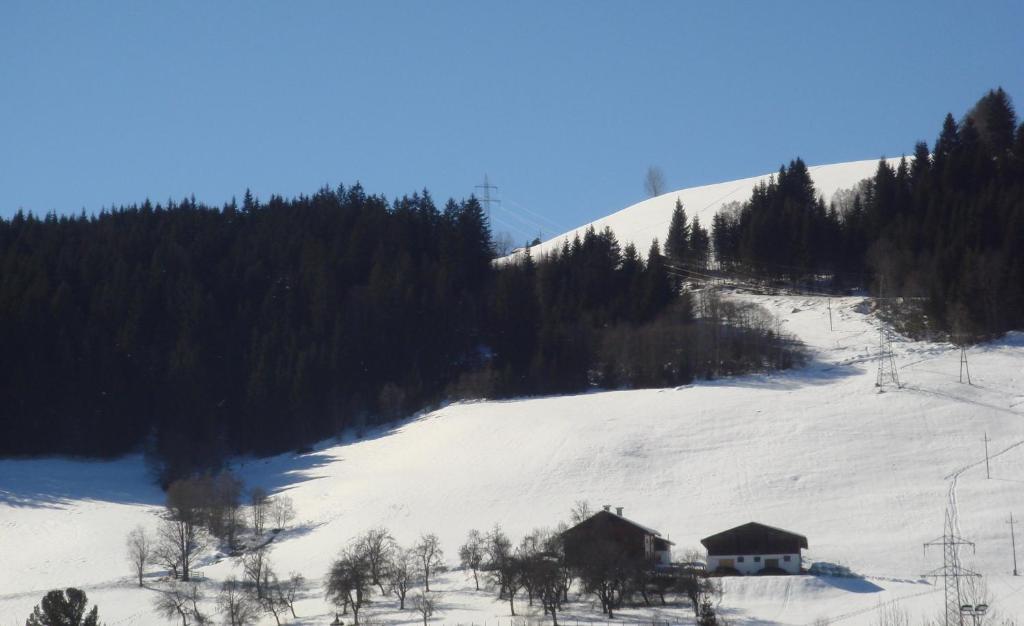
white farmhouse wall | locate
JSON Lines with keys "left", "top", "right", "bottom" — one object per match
{"left": 707, "top": 553, "right": 801, "bottom": 575}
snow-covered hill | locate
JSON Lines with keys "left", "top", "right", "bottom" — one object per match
{"left": 506, "top": 158, "right": 885, "bottom": 262}
{"left": 3, "top": 290, "right": 1024, "bottom": 625}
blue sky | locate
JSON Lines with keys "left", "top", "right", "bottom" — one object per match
{"left": 2, "top": 1, "right": 1022, "bottom": 243}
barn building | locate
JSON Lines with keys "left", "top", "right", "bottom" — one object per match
{"left": 700, "top": 522, "right": 807, "bottom": 575}
{"left": 562, "top": 506, "right": 673, "bottom": 568}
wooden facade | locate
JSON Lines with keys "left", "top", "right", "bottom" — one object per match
{"left": 562, "top": 510, "right": 673, "bottom": 567}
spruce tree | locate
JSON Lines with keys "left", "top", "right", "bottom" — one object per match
{"left": 665, "top": 198, "right": 689, "bottom": 265}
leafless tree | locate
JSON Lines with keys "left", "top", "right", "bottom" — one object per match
{"left": 186, "top": 582, "right": 210, "bottom": 626}
{"left": 412, "top": 591, "right": 439, "bottom": 626}
{"left": 534, "top": 556, "right": 566, "bottom": 626}
{"left": 517, "top": 529, "right": 549, "bottom": 606}
{"left": 154, "top": 582, "right": 206, "bottom": 626}
{"left": 241, "top": 544, "right": 272, "bottom": 599}
{"left": 414, "top": 533, "right": 444, "bottom": 592}
{"left": 459, "top": 529, "right": 485, "bottom": 590}
{"left": 280, "top": 571, "right": 304, "bottom": 618}
{"left": 492, "top": 231, "right": 515, "bottom": 257}
{"left": 125, "top": 525, "right": 152, "bottom": 586}
{"left": 644, "top": 165, "right": 666, "bottom": 198}
{"left": 154, "top": 541, "right": 181, "bottom": 579}
{"left": 259, "top": 573, "right": 291, "bottom": 626}
{"left": 269, "top": 495, "right": 296, "bottom": 531}
{"left": 159, "top": 480, "right": 207, "bottom": 581}
{"left": 485, "top": 525, "right": 520, "bottom": 615}
{"left": 206, "top": 471, "right": 244, "bottom": 548}
{"left": 677, "top": 572, "right": 722, "bottom": 620}
{"left": 358, "top": 526, "right": 395, "bottom": 594}
{"left": 325, "top": 546, "right": 373, "bottom": 625}
{"left": 218, "top": 577, "right": 258, "bottom": 626}
{"left": 250, "top": 487, "right": 269, "bottom": 536}
{"left": 386, "top": 546, "right": 418, "bottom": 609}
{"left": 569, "top": 500, "right": 592, "bottom": 525}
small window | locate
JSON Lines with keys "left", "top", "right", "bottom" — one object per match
{"left": 754, "top": 556, "right": 761, "bottom": 563}
{"left": 784, "top": 555, "right": 791, "bottom": 562}
{"left": 737, "top": 556, "right": 745, "bottom": 563}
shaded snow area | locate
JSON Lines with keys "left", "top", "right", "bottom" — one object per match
{"left": 4, "top": 292, "right": 1024, "bottom": 625}
{"left": 504, "top": 159, "right": 888, "bottom": 262}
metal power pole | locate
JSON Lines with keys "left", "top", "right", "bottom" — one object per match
{"left": 984, "top": 432, "right": 991, "bottom": 479}
{"left": 924, "top": 510, "right": 981, "bottom": 626}
{"left": 960, "top": 343, "right": 972, "bottom": 384}
{"left": 1010, "top": 513, "right": 1019, "bottom": 576}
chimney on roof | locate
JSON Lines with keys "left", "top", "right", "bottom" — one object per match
{"left": 616, "top": 506, "right": 623, "bottom": 516}
{"left": 603, "top": 505, "right": 611, "bottom": 512}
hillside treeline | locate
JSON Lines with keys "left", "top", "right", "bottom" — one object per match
{"left": 0, "top": 188, "right": 492, "bottom": 476}
{"left": 0, "top": 186, "right": 798, "bottom": 478}
{"left": 710, "top": 88, "right": 1024, "bottom": 338}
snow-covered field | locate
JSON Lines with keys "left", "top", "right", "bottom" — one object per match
{"left": 3, "top": 292, "right": 1023, "bottom": 625}
{"left": 3, "top": 160, "right": 1023, "bottom": 625}
{"left": 505, "top": 158, "right": 886, "bottom": 262}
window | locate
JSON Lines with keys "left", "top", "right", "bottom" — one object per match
{"left": 737, "top": 556, "right": 745, "bottom": 563}
{"left": 753, "top": 556, "right": 761, "bottom": 563}
{"left": 784, "top": 555, "right": 791, "bottom": 562}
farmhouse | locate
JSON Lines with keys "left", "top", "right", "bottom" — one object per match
{"left": 701, "top": 522, "right": 807, "bottom": 575}
{"left": 562, "top": 506, "right": 673, "bottom": 568}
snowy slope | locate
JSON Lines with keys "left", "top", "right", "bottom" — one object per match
{"left": 3, "top": 291, "right": 1024, "bottom": 625}
{"left": 506, "top": 158, "right": 885, "bottom": 262}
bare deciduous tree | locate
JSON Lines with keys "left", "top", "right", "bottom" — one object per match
{"left": 206, "top": 471, "right": 245, "bottom": 549}
{"left": 414, "top": 533, "right": 444, "bottom": 592}
{"left": 241, "top": 544, "right": 272, "bottom": 599}
{"left": 412, "top": 591, "right": 439, "bottom": 626}
{"left": 154, "top": 582, "right": 206, "bottom": 626}
{"left": 459, "top": 529, "right": 485, "bottom": 590}
{"left": 126, "top": 525, "right": 152, "bottom": 587}
{"left": 159, "top": 480, "right": 207, "bottom": 581}
{"left": 569, "top": 500, "right": 593, "bottom": 525}
{"left": 269, "top": 495, "right": 296, "bottom": 531}
{"left": 492, "top": 231, "right": 515, "bottom": 257}
{"left": 155, "top": 541, "right": 181, "bottom": 579}
{"left": 325, "top": 547, "right": 373, "bottom": 625}
{"left": 644, "top": 166, "right": 666, "bottom": 198}
{"left": 250, "top": 487, "right": 269, "bottom": 536}
{"left": 259, "top": 573, "right": 291, "bottom": 626}
{"left": 386, "top": 546, "right": 418, "bottom": 609}
{"left": 485, "top": 525, "right": 521, "bottom": 615}
{"left": 359, "top": 526, "right": 395, "bottom": 594}
{"left": 218, "top": 577, "right": 258, "bottom": 626}
{"left": 281, "top": 571, "right": 304, "bottom": 619}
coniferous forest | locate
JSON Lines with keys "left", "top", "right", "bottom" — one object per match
{"left": 1, "top": 88, "right": 1021, "bottom": 478}
{"left": 710, "top": 88, "right": 1024, "bottom": 337}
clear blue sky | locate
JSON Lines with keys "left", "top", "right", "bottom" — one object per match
{"left": 2, "top": 1, "right": 1022, "bottom": 243}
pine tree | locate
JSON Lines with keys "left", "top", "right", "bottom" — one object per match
{"left": 26, "top": 588, "right": 100, "bottom": 626}
{"left": 665, "top": 198, "right": 689, "bottom": 265}
{"left": 689, "top": 215, "right": 710, "bottom": 270}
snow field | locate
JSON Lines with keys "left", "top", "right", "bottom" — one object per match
{"left": 3, "top": 293, "right": 1023, "bottom": 624}
{"left": 505, "top": 159, "right": 888, "bottom": 262}
{"left": 2, "top": 154, "right": 1023, "bottom": 624}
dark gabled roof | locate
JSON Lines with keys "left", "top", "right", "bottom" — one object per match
{"left": 563, "top": 510, "right": 675, "bottom": 545}
{"left": 700, "top": 522, "right": 807, "bottom": 555}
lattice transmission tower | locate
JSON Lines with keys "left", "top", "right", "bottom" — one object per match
{"left": 475, "top": 174, "right": 499, "bottom": 224}
{"left": 876, "top": 327, "right": 901, "bottom": 389}
{"left": 924, "top": 510, "right": 982, "bottom": 626}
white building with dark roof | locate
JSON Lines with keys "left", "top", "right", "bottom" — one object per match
{"left": 700, "top": 522, "right": 807, "bottom": 575}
